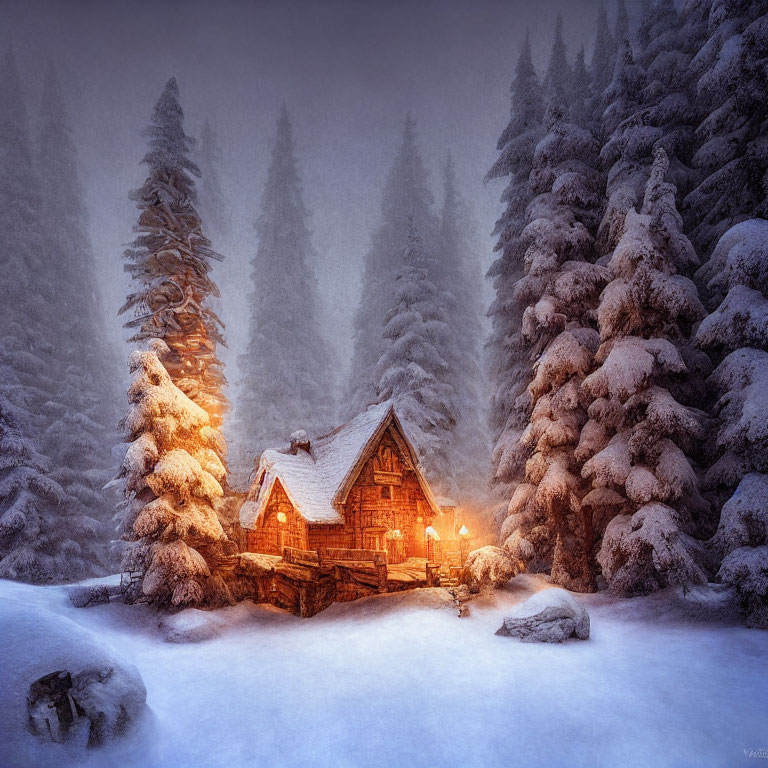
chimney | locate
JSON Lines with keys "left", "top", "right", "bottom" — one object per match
{"left": 289, "top": 430, "right": 311, "bottom": 455}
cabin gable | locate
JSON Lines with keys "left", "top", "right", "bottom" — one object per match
{"left": 341, "top": 426, "right": 433, "bottom": 559}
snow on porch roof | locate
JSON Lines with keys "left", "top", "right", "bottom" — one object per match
{"left": 240, "top": 401, "right": 440, "bottom": 528}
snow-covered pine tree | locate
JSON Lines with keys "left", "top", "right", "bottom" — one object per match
{"left": 580, "top": 148, "right": 710, "bottom": 595}
{"left": 685, "top": 1, "right": 768, "bottom": 259}
{"left": 196, "top": 119, "right": 231, "bottom": 244}
{"left": 117, "top": 339, "right": 231, "bottom": 607}
{"left": 36, "top": 65, "right": 120, "bottom": 571}
{"left": 0, "top": 49, "right": 104, "bottom": 582}
{"left": 615, "top": 0, "right": 630, "bottom": 47}
{"left": 485, "top": 33, "right": 544, "bottom": 492}
{"left": 0, "top": 392, "right": 69, "bottom": 582}
{"left": 499, "top": 19, "right": 607, "bottom": 590}
{"left": 349, "top": 115, "right": 439, "bottom": 417}
{"left": 0, "top": 47, "right": 50, "bottom": 391}
{"left": 602, "top": 0, "right": 712, "bottom": 230}
{"left": 375, "top": 222, "right": 454, "bottom": 484}
{"left": 435, "top": 157, "right": 490, "bottom": 499}
{"left": 596, "top": 40, "right": 649, "bottom": 255}
{"left": 570, "top": 46, "right": 592, "bottom": 128}
{"left": 590, "top": 2, "right": 616, "bottom": 99}
{"left": 630, "top": 0, "right": 699, "bottom": 194}
{"left": 543, "top": 14, "right": 571, "bottom": 110}
{"left": 120, "top": 78, "right": 228, "bottom": 427}
{"left": 695, "top": 219, "right": 768, "bottom": 627}
{"left": 234, "top": 106, "right": 336, "bottom": 477}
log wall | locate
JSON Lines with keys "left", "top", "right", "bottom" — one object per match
{"left": 246, "top": 481, "right": 308, "bottom": 555}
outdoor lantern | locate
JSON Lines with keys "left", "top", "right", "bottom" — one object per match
{"left": 459, "top": 525, "right": 470, "bottom": 566}
{"left": 425, "top": 525, "right": 440, "bottom": 562}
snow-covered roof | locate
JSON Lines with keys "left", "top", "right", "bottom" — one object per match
{"left": 240, "top": 402, "right": 440, "bottom": 528}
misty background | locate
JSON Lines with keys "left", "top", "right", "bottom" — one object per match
{"left": 1, "top": 0, "right": 633, "bottom": 391}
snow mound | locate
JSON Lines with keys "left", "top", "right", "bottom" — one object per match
{"left": 158, "top": 608, "right": 227, "bottom": 643}
{"left": 461, "top": 546, "right": 520, "bottom": 592}
{"left": 68, "top": 583, "right": 123, "bottom": 608}
{"left": 496, "top": 587, "right": 590, "bottom": 642}
{"left": 0, "top": 595, "right": 147, "bottom": 765}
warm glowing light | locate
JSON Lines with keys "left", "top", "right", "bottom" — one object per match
{"left": 458, "top": 525, "right": 469, "bottom": 536}
{"left": 277, "top": 511, "right": 287, "bottom": 523}
{"left": 425, "top": 526, "right": 440, "bottom": 541}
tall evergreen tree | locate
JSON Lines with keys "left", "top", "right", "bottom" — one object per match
{"left": 543, "top": 14, "right": 571, "bottom": 110}
{"left": 0, "top": 50, "right": 102, "bottom": 581}
{"left": 570, "top": 46, "right": 592, "bottom": 127}
{"left": 485, "top": 33, "right": 544, "bottom": 492}
{"left": 117, "top": 79, "right": 234, "bottom": 584}
{"left": 596, "top": 40, "right": 649, "bottom": 255}
{"left": 632, "top": 0, "right": 698, "bottom": 194}
{"left": 500, "top": 20, "right": 607, "bottom": 590}
{"left": 120, "top": 78, "right": 228, "bottom": 427}
{"left": 375, "top": 222, "right": 454, "bottom": 483}
{"left": 349, "top": 115, "right": 438, "bottom": 417}
{"left": 234, "top": 106, "right": 335, "bottom": 477}
{"left": 436, "top": 157, "right": 490, "bottom": 498}
{"left": 591, "top": 2, "right": 616, "bottom": 98}
{"left": 36, "top": 65, "right": 120, "bottom": 567}
{"left": 696, "top": 219, "right": 768, "bottom": 627}
{"left": 684, "top": 0, "right": 768, "bottom": 259}
{"left": 615, "top": 0, "right": 630, "bottom": 47}
{"left": 581, "top": 148, "right": 709, "bottom": 594}
{"left": 196, "top": 119, "right": 230, "bottom": 243}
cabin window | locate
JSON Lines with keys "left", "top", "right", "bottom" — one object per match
{"left": 381, "top": 486, "right": 391, "bottom": 499}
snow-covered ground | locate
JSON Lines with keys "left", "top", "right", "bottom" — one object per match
{"left": 1, "top": 574, "right": 766, "bottom": 768}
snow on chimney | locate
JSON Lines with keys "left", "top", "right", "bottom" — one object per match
{"left": 289, "top": 430, "right": 311, "bottom": 455}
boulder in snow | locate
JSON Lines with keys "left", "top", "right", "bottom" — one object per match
{"left": 496, "top": 587, "right": 590, "bottom": 642}
{"left": 27, "top": 664, "right": 146, "bottom": 747}
{"left": 1, "top": 599, "right": 147, "bottom": 758}
{"left": 460, "top": 546, "right": 519, "bottom": 592}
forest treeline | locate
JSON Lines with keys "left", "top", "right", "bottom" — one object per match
{"left": 0, "top": 0, "right": 766, "bottom": 627}
{"left": 488, "top": 0, "right": 767, "bottom": 626}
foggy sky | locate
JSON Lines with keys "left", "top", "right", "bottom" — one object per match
{"left": 1, "top": 0, "right": 641, "bottom": 390}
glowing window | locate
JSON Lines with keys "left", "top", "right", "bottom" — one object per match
{"left": 277, "top": 511, "right": 287, "bottom": 523}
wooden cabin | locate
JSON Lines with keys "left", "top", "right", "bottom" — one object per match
{"left": 239, "top": 402, "right": 441, "bottom": 564}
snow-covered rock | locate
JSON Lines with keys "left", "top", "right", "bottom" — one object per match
{"left": 495, "top": 587, "right": 590, "bottom": 642}
{"left": 461, "top": 546, "right": 519, "bottom": 592}
{"left": 159, "top": 608, "right": 226, "bottom": 643}
{"left": 0, "top": 598, "right": 147, "bottom": 761}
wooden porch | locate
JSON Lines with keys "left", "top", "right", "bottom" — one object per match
{"left": 227, "top": 546, "right": 443, "bottom": 617}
